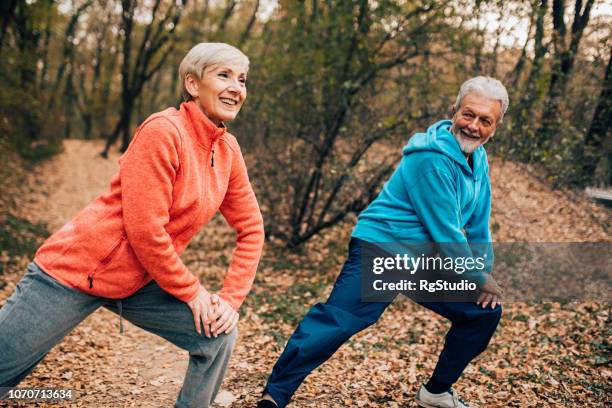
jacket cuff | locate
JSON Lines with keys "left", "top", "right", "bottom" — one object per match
{"left": 218, "top": 292, "right": 242, "bottom": 311}
{"left": 180, "top": 281, "right": 202, "bottom": 303}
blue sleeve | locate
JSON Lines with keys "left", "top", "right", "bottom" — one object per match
{"left": 407, "top": 165, "right": 487, "bottom": 285}
{"left": 465, "top": 176, "right": 492, "bottom": 242}
{"left": 464, "top": 174, "right": 494, "bottom": 274}
{"left": 409, "top": 167, "right": 466, "bottom": 244}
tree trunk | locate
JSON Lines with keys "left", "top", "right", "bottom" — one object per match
{"left": 0, "top": 0, "right": 19, "bottom": 52}
{"left": 63, "top": 72, "right": 76, "bottom": 138}
{"left": 102, "top": 0, "right": 186, "bottom": 157}
{"left": 512, "top": 0, "right": 548, "bottom": 158}
{"left": 582, "top": 48, "right": 612, "bottom": 182}
{"left": 237, "top": 0, "right": 260, "bottom": 47}
{"left": 506, "top": 0, "right": 538, "bottom": 86}
{"left": 38, "top": 0, "right": 53, "bottom": 91}
{"left": 121, "top": 97, "right": 134, "bottom": 152}
{"left": 47, "top": 0, "right": 93, "bottom": 111}
{"left": 101, "top": 111, "right": 128, "bottom": 158}
{"left": 539, "top": 0, "right": 595, "bottom": 142}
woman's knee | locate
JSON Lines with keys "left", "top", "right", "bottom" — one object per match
{"left": 191, "top": 327, "right": 237, "bottom": 356}
{"left": 221, "top": 327, "right": 238, "bottom": 350}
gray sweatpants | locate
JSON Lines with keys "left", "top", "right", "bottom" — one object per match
{"left": 0, "top": 262, "right": 236, "bottom": 408}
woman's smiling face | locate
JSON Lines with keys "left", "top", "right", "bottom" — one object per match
{"left": 187, "top": 64, "right": 248, "bottom": 126}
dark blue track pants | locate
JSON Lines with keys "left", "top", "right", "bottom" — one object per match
{"left": 264, "top": 238, "right": 502, "bottom": 407}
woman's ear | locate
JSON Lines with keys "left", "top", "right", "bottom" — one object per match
{"left": 450, "top": 102, "right": 457, "bottom": 116}
{"left": 184, "top": 74, "right": 199, "bottom": 99}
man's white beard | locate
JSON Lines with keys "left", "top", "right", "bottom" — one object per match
{"left": 451, "top": 126, "right": 483, "bottom": 154}
{"left": 455, "top": 135, "right": 481, "bottom": 154}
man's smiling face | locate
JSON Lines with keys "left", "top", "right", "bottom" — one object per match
{"left": 451, "top": 92, "right": 502, "bottom": 154}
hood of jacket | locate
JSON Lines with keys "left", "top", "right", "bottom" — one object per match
{"left": 402, "top": 119, "right": 487, "bottom": 176}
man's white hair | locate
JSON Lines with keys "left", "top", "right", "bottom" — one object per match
{"left": 179, "top": 42, "right": 250, "bottom": 101}
{"left": 455, "top": 76, "right": 509, "bottom": 123}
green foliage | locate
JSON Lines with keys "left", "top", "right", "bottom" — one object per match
{"left": 250, "top": 280, "right": 330, "bottom": 326}
{"left": 493, "top": 66, "right": 610, "bottom": 187}
{"left": 0, "top": 0, "right": 63, "bottom": 161}
{"left": 236, "top": 0, "right": 451, "bottom": 247}
{"left": 0, "top": 69, "right": 63, "bottom": 161}
{"left": 491, "top": 1, "right": 610, "bottom": 187}
{"left": 0, "top": 0, "right": 609, "bottom": 253}
{"left": 0, "top": 213, "right": 48, "bottom": 259}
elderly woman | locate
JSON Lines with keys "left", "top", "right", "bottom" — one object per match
{"left": 0, "top": 43, "right": 264, "bottom": 407}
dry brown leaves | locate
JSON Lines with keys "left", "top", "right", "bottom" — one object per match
{"left": 0, "top": 141, "right": 610, "bottom": 407}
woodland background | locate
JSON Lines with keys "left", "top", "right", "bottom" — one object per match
{"left": 0, "top": 0, "right": 610, "bottom": 407}
{"left": 0, "top": 0, "right": 610, "bottom": 247}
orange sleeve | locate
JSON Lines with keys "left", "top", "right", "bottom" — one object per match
{"left": 120, "top": 117, "right": 201, "bottom": 302}
{"left": 218, "top": 145, "right": 265, "bottom": 310}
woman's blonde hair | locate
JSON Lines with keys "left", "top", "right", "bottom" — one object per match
{"left": 179, "top": 42, "right": 250, "bottom": 101}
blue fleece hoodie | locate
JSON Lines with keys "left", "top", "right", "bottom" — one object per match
{"left": 352, "top": 120, "right": 492, "bottom": 283}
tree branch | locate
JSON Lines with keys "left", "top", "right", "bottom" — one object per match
{"left": 238, "top": 0, "right": 260, "bottom": 47}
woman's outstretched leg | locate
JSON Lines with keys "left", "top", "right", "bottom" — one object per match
{"left": 0, "top": 262, "right": 103, "bottom": 387}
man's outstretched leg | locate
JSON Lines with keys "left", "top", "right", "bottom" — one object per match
{"left": 415, "top": 301, "right": 502, "bottom": 408}
{"left": 259, "top": 238, "right": 391, "bottom": 408}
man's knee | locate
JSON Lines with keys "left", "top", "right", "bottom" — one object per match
{"left": 456, "top": 303, "right": 502, "bottom": 325}
{"left": 473, "top": 306, "right": 502, "bottom": 354}
{"left": 474, "top": 305, "right": 502, "bottom": 343}
{"left": 485, "top": 305, "right": 502, "bottom": 325}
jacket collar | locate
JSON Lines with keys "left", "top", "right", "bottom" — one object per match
{"left": 179, "top": 101, "right": 226, "bottom": 149}
{"left": 403, "top": 120, "right": 486, "bottom": 177}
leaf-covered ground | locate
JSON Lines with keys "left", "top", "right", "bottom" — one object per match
{"left": 0, "top": 140, "right": 610, "bottom": 407}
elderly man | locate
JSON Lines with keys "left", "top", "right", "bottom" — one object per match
{"left": 258, "top": 76, "right": 508, "bottom": 408}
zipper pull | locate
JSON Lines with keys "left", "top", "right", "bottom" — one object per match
{"left": 211, "top": 148, "right": 215, "bottom": 167}
{"left": 88, "top": 276, "right": 93, "bottom": 288}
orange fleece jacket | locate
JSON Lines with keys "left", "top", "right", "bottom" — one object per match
{"left": 34, "top": 101, "right": 265, "bottom": 310}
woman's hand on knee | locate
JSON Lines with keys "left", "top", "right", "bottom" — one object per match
{"left": 186, "top": 286, "right": 217, "bottom": 337}
{"left": 210, "top": 296, "right": 239, "bottom": 337}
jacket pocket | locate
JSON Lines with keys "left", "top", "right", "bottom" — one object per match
{"left": 87, "top": 235, "right": 127, "bottom": 289}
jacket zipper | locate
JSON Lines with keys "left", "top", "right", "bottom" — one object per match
{"left": 210, "top": 144, "right": 215, "bottom": 167}
{"left": 88, "top": 235, "right": 126, "bottom": 289}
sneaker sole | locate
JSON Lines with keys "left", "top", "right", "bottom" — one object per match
{"left": 415, "top": 400, "right": 440, "bottom": 408}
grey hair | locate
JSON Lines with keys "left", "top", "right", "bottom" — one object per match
{"left": 455, "top": 76, "right": 509, "bottom": 123}
{"left": 179, "top": 42, "right": 250, "bottom": 101}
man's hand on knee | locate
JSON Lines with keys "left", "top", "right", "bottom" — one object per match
{"left": 476, "top": 275, "right": 502, "bottom": 309}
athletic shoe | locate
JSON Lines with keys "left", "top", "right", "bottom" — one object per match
{"left": 256, "top": 399, "right": 278, "bottom": 408}
{"left": 415, "top": 385, "right": 470, "bottom": 408}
